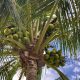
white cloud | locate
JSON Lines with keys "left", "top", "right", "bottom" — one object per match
{"left": 71, "top": 75, "right": 76, "bottom": 79}
{"left": 63, "top": 64, "right": 73, "bottom": 68}
{"left": 78, "top": 62, "right": 80, "bottom": 66}
{"left": 73, "top": 67, "right": 80, "bottom": 73}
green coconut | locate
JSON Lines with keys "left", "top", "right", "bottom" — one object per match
{"left": 4, "top": 28, "right": 11, "bottom": 35}
{"left": 7, "top": 35, "right": 13, "bottom": 39}
{"left": 13, "top": 34, "right": 18, "bottom": 40}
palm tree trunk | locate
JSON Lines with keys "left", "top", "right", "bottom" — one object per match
{"left": 19, "top": 50, "right": 44, "bottom": 80}
{"left": 26, "top": 60, "right": 37, "bottom": 80}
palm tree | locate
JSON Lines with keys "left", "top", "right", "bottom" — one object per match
{"left": 0, "top": 0, "right": 80, "bottom": 80}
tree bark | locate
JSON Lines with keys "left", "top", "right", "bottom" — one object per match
{"left": 26, "top": 60, "right": 37, "bottom": 80}
{"left": 19, "top": 50, "right": 45, "bottom": 80}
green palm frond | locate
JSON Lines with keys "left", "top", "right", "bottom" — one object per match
{"left": 0, "top": 36, "right": 26, "bottom": 49}
{"left": 35, "top": 0, "right": 59, "bottom": 53}
{"left": 55, "top": 77, "right": 62, "bottom": 80}
{"left": 0, "top": 0, "right": 10, "bottom": 27}
{"left": 53, "top": 67, "right": 69, "bottom": 80}
{"left": 0, "top": 56, "right": 20, "bottom": 80}
{"left": 55, "top": 0, "right": 80, "bottom": 56}
{"left": 37, "top": 68, "right": 42, "bottom": 80}
{"left": 45, "top": 62, "right": 69, "bottom": 80}
{"left": 4, "top": 38, "right": 26, "bottom": 50}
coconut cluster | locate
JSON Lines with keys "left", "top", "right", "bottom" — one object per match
{"left": 44, "top": 49, "right": 65, "bottom": 67}
{"left": 2, "top": 26, "right": 30, "bottom": 45}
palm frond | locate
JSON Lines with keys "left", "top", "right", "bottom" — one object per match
{"left": 4, "top": 38, "right": 26, "bottom": 50}
{"left": 45, "top": 62, "right": 69, "bottom": 80}
{"left": 0, "top": 56, "right": 19, "bottom": 80}
{"left": 0, "top": 0, "right": 9, "bottom": 26}
{"left": 53, "top": 67, "right": 69, "bottom": 80}
{"left": 34, "top": 0, "right": 59, "bottom": 53}
{"left": 56, "top": 0, "right": 80, "bottom": 56}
